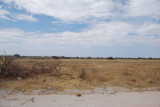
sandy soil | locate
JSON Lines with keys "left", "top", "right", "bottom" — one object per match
{"left": 0, "top": 90, "right": 160, "bottom": 107}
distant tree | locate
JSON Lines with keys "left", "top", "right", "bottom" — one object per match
{"left": 14, "top": 54, "right": 20, "bottom": 57}
{"left": 137, "top": 57, "right": 144, "bottom": 59}
{"left": 52, "top": 56, "right": 59, "bottom": 59}
{"left": 87, "top": 57, "right": 91, "bottom": 59}
{"left": 108, "top": 57, "right": 114, "bottom": 60}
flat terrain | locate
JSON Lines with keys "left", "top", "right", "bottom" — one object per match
{"left": 0, "top": 59, "right": 160, "bottom": 90}
{"left": 0, "top": 90, "right": 160, "bottom": 107}
{"left": 0, "top": 59, "right": 160, "bottom": 107}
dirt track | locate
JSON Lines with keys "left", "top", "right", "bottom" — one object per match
{"left": 0, "top": 91, "right": 160, "bottom": 107}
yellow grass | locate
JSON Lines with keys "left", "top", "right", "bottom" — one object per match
{"left": 0, "top": 59, "right": 160, "bottom": 90}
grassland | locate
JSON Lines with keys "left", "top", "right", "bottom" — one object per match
{"left": 0, "top": 58, "right": 160, "bottom": 91}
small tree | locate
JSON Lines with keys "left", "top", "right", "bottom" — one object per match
{"left": 87, "top": 57, "right": 91, "bottom": 59}
{"left": 14, "top": 54, "right": 20, "bottom": 57}
{"left": 108, "top": 57, "right": 114, "bottom": 60}
{"left": 52, "top": 56, "right": 59, "bottom": 59}
{"left": 0, "top": 53, "right": 14, "bottom": 76}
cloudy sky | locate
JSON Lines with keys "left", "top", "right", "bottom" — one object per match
{"left": 0, "top": 0, "right": 160, "bottom": 57}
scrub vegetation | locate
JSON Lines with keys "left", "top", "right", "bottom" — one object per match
{"left": 0, "top": 55, "right": 160, "bottom": 91}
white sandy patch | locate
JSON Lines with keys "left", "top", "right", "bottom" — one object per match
{"left": 0, "top": 91, "right": 160, "bottom": 107}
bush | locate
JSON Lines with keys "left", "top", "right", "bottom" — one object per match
{"left": 14, "top": 54, "right": 20, "bottom": 58}
{"left": 108, "top": 57, "right": 114, "bottom": 60}
{"left": 0, "top": 55, "right": 14, "bottom": 76}
{"left": 29, "top": 59, "right": 61, "bottom": 76}
{"left": 6, "top": 63, "right": 24, "bottom": 77}
{"left": 0, "top": 56, "right": 62, "bottom": 78}
{"left": 0, "top": 55, "right": 29, "bottom": 78}
{"left": 79, "top": 68, "right": 86, "bottom": 79}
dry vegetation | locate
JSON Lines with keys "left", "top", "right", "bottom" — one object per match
{"left": 0, "top": 57, "right": 160, "bottom": 91}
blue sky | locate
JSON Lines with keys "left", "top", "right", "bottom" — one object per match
{"left": 0, "top": 0, "right": 160, "bottom": 57}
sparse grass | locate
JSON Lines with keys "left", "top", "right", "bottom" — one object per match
{"left": 0, "top": 59, "right": 160, "bottom": 90}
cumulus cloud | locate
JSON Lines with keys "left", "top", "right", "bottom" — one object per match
{"left": 0, "top": 4, "right": 37, "bottom": 22}
{"left": 0, "top": 5, "right": 9, "bottom": 19}
{"left": 2, "top": 0, "right": 115, "bottom": 23}
{"left": 126, "top": 0, "right": 160, "bottom": 19}
{"left": 137, "top": 22, "right": 160, "bottom": 35}
{"left": 11, "top": 14, "right": 37, "bottom": 22}
{"left": 2, "top": 0, "right": 160, "bottom": 23}
{"left": 0, "top": 21, "right": 160, "bottom": 48}
{"left": 0, "top": 0, "right": 160, "bottom": 54}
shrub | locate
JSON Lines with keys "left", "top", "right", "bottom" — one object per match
{"left": 29, "top": 59, "right": 61, "bottom": 76}
{"left": 0, "top": 55, "right": 29, "bottom": 78}
{"left": 0, "top": 56, "right": 62, "bottom": 78}
{"left": 108, "top": 57, "right": 114, "bottom": 60}
{"left": 0, "top": 55, "right": 14, "bottom": 76}
{"left": 6, "top": 63, "right": 23, "bottom": 77}
{"left": 14, "top": 54, "right": 20, "bottom": 58}
{"left": 79, "top": 68, "right": 86, "bottom": 79}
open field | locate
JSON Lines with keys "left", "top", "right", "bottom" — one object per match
{"left": 0, "top": 58, "right": 160, "bottom": 91}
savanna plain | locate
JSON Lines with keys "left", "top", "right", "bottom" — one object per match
{"left": 0, "top": 58, "right": 160, "bottom": 90}
{"left": 0, "top": 58, "right": 160, "bottom": 107}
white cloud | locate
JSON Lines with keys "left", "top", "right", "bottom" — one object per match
{"left": 2, "top": 0, "right": 160, "bottom": 23}
{"left": 11, "top": 14, "right": 37, "bottom": 22}
{"left": 1, "top": 0, "right": 122, "bottom": 23}
{"left": 0, "top": 0, "right": 160, "bottom": 49}
{"left": 126, "top": 0, "right": 160, "bottom": 18}
{"left": 0, "top": 4, "right": 37, "bottom": 22}
{"left": 0, "top": 5, "right": 10, "bottom": 19}
{"left": 0, "top": 21, "right": 160, "bottom": 47}
{"left": 137, "top": 22, "right": 160, "bottom": 36}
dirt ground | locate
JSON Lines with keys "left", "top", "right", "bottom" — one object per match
{"left": 0, "top": 90, "right": 160, "bottom": 107}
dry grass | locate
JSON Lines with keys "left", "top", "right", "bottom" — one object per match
{"left": 0, "top": 59, "right": 160, "bottom": 90}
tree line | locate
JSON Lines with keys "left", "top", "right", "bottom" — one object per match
{"left": 0, "top": 54, "right": 159, "bottom": 60}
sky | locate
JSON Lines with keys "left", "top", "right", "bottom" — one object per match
{"left": 0, "top": 0, "right": 160, "bottom": 57}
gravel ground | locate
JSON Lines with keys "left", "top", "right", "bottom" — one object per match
{"left": 0, "top": 87, "right": 160, "bottom": 107}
